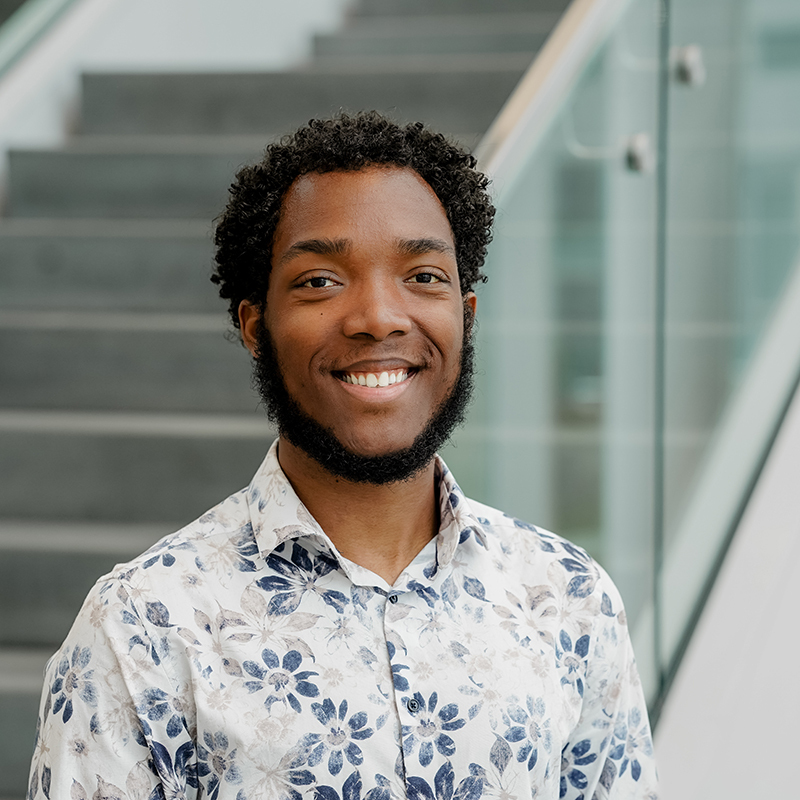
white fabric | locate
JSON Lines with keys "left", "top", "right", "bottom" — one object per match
{"left": 29, "top": 441, "right": 658, "bottom": 800}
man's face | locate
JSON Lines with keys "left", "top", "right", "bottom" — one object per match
{"left": 241, "top": 166, "right": 476, "bottom": 483}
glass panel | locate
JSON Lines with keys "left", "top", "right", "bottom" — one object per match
{"left": 442, "top": 0, "right": 663, "bottom": 702}
{"left": 0, "top": 0, "right": 79, "bottom": 75}
{"left": 446, "top": 0, "right": 800, "bottom": 710}
{"left": 660, "top": 0, "right": 800, "bottom": 676}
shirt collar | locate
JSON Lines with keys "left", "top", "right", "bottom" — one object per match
{"left": 246, "top": 440, "right": 486, "bottom": 584}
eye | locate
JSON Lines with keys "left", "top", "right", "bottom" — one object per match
{"left": 301, "top": 275, "right": 337, "bottom": 289}
{"left": 408, "top": 272, "right": 445, "bottom": 284}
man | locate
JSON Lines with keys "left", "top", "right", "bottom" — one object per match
{"left": 29, "top": 113, "right": 657, "bottom": 799}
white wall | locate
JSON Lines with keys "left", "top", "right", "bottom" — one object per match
{"left": 655, "top": 378, "right": 800, "bottom": 798}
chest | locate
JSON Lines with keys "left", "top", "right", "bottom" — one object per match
{"left": 162, "top": 556, "right": 587, "bottom": 798}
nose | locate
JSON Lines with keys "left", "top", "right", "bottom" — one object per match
{"left": 341, "top": 277, "right": 412, "bottom": 341}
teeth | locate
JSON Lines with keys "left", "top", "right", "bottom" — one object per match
{"left": 343, "top": 369, "right": 409, "bottom": 387}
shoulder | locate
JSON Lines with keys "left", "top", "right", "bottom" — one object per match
{"left": 111, "top": 485, "right": 256, "bottom": 579}
{"left": 464, "top": 496, "right": 626, "bottom": 619}
{"left": 75, "top": 486, "right": 258, "bottom": 632}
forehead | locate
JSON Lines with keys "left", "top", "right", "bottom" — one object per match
{"left": 273, "top": 167, "right": 454, "bottom": 249}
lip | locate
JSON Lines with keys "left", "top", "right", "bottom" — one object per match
{"left": 334, "top": 358, "right": 416, "bottom": 374}
{"left": 334, "top": 369, "right": 417, "bottom": 402}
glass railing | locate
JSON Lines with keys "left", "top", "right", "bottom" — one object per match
{"left": 442, "top": 0, "right": 800, "bottom": 713}
{"left": 0, "top": 0, "right": 79, "bottom": 75}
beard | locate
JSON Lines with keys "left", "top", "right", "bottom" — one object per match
{"left": 251, "top": 311, "right": 474, "bottom": 485}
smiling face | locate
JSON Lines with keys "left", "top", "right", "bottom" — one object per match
{"left": 240, "top": 166, "right": 476, "bottom": 481}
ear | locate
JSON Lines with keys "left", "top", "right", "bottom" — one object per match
{"left": 464, "top": 291, "right": 477, "bottom": 317}
{"left": 238, "top": 300, "right": 262, "bottom": 357}
{"left": 464, "top": 292, "right": 477, "bottom": 332}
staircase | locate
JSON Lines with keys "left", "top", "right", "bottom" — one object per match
{"left": 0, "top": 0, "right": 568, "bottom": 794}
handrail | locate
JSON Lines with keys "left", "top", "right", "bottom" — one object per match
{"left": 0, "top": 0, "right": 79, "bottom": 77}
{"left": 475, "top": 0, "right": 632, "bottom": 181}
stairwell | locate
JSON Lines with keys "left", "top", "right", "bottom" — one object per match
{"left": 0, "top": 0, "right": 568, "bottom": 794}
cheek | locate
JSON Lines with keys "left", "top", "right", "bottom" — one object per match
{"left": 440, "top": 313, "right": 467, "bottom": 367}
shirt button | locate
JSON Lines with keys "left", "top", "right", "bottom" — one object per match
{"left": 388, "top": 594, "right": 399, "bottom": 604}
{"left": 407, "top": 698, "right": 420, "bottom": 713}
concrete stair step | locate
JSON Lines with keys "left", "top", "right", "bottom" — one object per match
{"left": 79, "top": 68, "right": 523, "bottom": 136}
{"left": 354, "top": 0, "right": 569, "bottom": 15}
{"left": 6, "top": 146, "right": 263, "bottom": 219}
{"left": 313, "top": 13, "right": 553, "bottom": 57}
{"left": 325, "top": 11, "right": 559, "bottom": 35}
{"left": 0, "top": 312, "right": 255, "bottom": 412}
{"left": 304, "top": 52, "right": 532, "bottom": 77}
{"left": 0, "top": 219, "right": 218, "bottom": 312}
{"left": 0, "top": 648, "right": 51, "bottom": 797}
{"left": 0, "top": 524, "right": 170, "bottom": 647}
{"left": 0, "top": 411, "right": 273, "bottom": 523}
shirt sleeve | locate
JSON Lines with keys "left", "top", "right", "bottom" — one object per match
{"left": 560, "top": 567, "right": 659, "bottom": 800}
{"left": 28, "top": 574, "right": 197, "bottom": 800}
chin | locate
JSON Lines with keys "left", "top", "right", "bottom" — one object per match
{"left": 337, "top": 433, "right": 417, "bottom": 460}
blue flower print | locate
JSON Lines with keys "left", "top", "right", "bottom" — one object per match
{"left": 256, "top": 543, "right": 348, "bottom": 615}
{"left": 386, "top": 641, "right": 411, "bottom": 691}
{"left": 406, "top": 761, "right": 489, "bottom": 800}
{"left": 50, "top": 646, "right": 97, "bottom": 723}
{"left": 402, "top": 692, "right": 466, "bottom": 767}
{"left": 502, "top": 695, "right": 552, "bottom": 771}
{"left": 558, "top": 542, "right": 599, "bottom": 599}
{"left": 150, "top": 740, "right": 199, "bottom": 796}
{"left": 143, "top": 551, "right": 177, "bottom": 569}
{"left": 608, "top": 707, "right": 653, "bottom": 783}
{"left": 560, "top": 740, "right": 597, "bottom": 799}
{"left": 197, "top": 731, "right": 243, "bottom": 799}
{"left": 556, "top": 630, "right": 591, "bottom": 697}
{"left": 302, "top": 698, "right": 374, "bottom": 776}
{"left": 243, "top": 648, "right": 319, "bottom": 712}
{"left": 136, "top": 688, "right": 184, "bottom": 738}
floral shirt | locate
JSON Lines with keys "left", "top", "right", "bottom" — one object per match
{"left": 29, "top": 442, "right": 657, "bottom": 800}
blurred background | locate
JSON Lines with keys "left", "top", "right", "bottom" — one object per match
{"left": 1, "top": 0, "right": 798, "bottom": 797}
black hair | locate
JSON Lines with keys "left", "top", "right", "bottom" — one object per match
{"left": 211, "top": 111, "right": 494, "bottom": 331}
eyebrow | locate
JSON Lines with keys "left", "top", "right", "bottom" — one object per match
{"left": 278, "top": 238, "right": 351, "bottom": 265}
{"left": 396, "top": 238, "right": 456, "bottom": 257}
{"left": 278, "top": 236, "right": 456, "bottom": 266}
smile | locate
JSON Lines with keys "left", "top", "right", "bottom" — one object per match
{"left": 338, "top": 369, "right": 411, "bottom": 388}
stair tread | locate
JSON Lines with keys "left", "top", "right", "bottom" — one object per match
{"left": 0, "top": 522, "right": 171, "bottom": 554}
{"left": 0, "top": 409, "right": 270, "bottom": 437}
{"left": 0, "top": 309, "right": 226, "bottom": 331}
{"left": 0, "top": 648, "right": 52, "bottom": 694}
{"left": 296, "top": 52, "right": 533, "bottom": 72}
{"left": 0, "top": 218, "right": 210, "bottom": 237}
{"left": 13, "top": 134, "right": 275, "bottom": 154}
{"left": 327, "top": 11, "right": 559, "bottom": 35}
{"left": 86, "top": 55, "right": 530, "bottom": 77}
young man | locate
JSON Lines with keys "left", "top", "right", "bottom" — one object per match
{"left": 29, "top": 113, "right": 657, "bottom": 799}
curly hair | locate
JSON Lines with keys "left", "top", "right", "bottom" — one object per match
{"left": 211, "top": 111, "right": 495, "bottom": 331}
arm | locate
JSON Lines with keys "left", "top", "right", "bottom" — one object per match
{"left": 560, "top": 569, "right": 658, "bottom": 800}
{"left": 28, "top": 575, "right": 197, "bottom": 800}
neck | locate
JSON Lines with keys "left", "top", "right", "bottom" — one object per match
{"left": 276, "top": 436, "right": 439, "bottom": 586}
